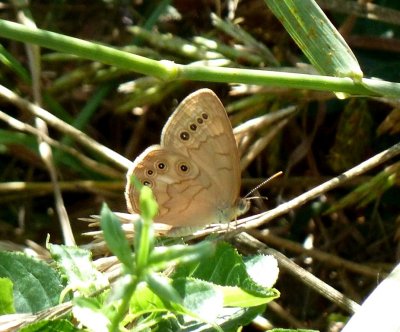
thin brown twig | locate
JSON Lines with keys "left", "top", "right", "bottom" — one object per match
{"left": 15, "top": 2, "right": 75, "bottom": 245}
{"left": 232, "top": 232, "right": 360, "bottom": 314}
{"left": 318, "top": 0, "right": 400, "bottom": 26}
{"left": 251, "top": 229, "right": 387, "bottom": 278}
{"left": 0, "top": 85, "right": 132, "bottom": 171}
{"left": 0, "top": 180, "right": 124, "bottom": 193}
{"left": 0, "top": 110, "right": 124, "bottom": 179}
{"left": 240, "top": 118, "right": 289, "bottom": 170}
{"left": 239, "top": 141, "right": 400, "bottom": 229}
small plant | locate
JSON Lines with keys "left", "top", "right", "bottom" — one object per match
{"left": 0, "top": 184, "right": 279, "bottom": 331}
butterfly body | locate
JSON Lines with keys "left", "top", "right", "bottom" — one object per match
{"left": 125, "top": 89, "right": 249, "bottom": 235}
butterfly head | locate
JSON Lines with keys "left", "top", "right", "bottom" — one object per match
{"left": 237, "top": 198, "right": 250, "bottom": 217}
{"left": 218, "top": 198, "right": 250, "bottom": 224}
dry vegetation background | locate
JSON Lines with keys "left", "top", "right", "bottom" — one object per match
{"left": 1, "top": 0, "right": 400, "bottom": 330}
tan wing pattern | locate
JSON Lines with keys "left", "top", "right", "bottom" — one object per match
{"left": 125, "top": 89, "right": 247, "bottom": 232}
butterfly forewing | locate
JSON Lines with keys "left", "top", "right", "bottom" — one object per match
{"left": 161, "top": 89, "right": 241, "bottom": 205}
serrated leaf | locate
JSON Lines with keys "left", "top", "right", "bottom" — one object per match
{"left": 0, "top": 277, "right": 15, "bottom": 314}
{"left": 131, "top": 277, "right": 223, "bottom": 326}
{"left": 220, "top": 285, "right": 279, "bottom": 307}
{"left": 49, "top": 244, "right": 108, "bottom": 296}
{"left": 0, "top": 252, "right": 64, "bottom": 313}
{"left": 129, "top": 276, "right": 271, "bottom": 330}
{"left": 173, "top": 242, "right": 276, "bottom": 297}
{"left": 73, "top": 297, "right": 111, "bottom": 332}
{"left": 173, "top": 242, "right": 244, "bottom": 283}
{"left": 173, "top": 278, "right": 223, "bottom": 323}
{"left": 100, "top": 203, "right": 133, "bottom": 269}
{"left": 245, "top": 255, "right": 279, "bottom": 288}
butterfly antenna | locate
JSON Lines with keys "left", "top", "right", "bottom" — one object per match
{"left": 244, "top": 171, "right": 283, "bottom": 199}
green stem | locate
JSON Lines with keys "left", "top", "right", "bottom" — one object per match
{"left": 109, "top": 277, "right": 138, "bottom": 332}
{"left": 0, "top": 19, "right": 172, "bottom": 79}
{"left": 178, "top": 64, "right": 372, "bottom": 95}
{"left": 0, "top": 19, "right": 399, "bottom": 97}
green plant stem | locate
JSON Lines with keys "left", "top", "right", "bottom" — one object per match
{"left": 0, "top": 19, "right": 172, "bottom": 79}
{"left": 178, "top": 65, "right": 371, "bottom": 95}
{"left": 0, "top": 19, "right": 399, "bottom": 97}
{"left": 133, "top": 0, "right": 172, "bottom": 45}
{"left": 136, "top": 219, "right": 151, "bottom": 272}
{"left": 109, "top": 277, "right": 139, "bottom": 332}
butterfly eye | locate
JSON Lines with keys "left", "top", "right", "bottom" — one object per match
{"left": 146, "top": 169, "right": 154, "bottom": 176}
{"left": 189, "top": 123, "right": 197, "bottom": 131}
{"left": 201, "top": 112, "right": 209, "bottom": 120}
{"left": 180, "top": 131, "right": 190, "bottom": 141}
{"left": 196, "top": 118, "right": 204, "bottom": 124}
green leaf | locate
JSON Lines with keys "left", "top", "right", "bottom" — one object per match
{"left": 220, "top": 285, "right": 279, "bottom": 307}
{"left": 325, "top": 164, "right": 398, "bottom": 214}
{"left": 172, "top": 242, "right": 280, "bottom": 307}
{"left": 72, "top": 297, "right": 111, "bottom": 332}
{"left": 0, "top": 43, "right": 31, "bottom": 82}
{"left": 100, "top": 203, "right": 133, "bottom": 270}
{"left": 106, "top": 274, "right": 134, "bottom": 303}
{"left": 0, "top": 277, "right": 15, "bottom": 314}
{"left": 49, "top": 244, "right": 108, "bottom": 297}
{"left": 270, "top": 329, "right": 318, "bottom": 332}
{"left": 160, "top": 277, "right": 269, "bottom": 330}
{"left": 20, "top": 319, "right": 82, "bottom": 332}
{"left": 213, "top": 306, "right": 267, "bottom": 332}
{"left": 264, "top": 0, "right": 362, "bottom": 82}
{"left": 0, "top": 129, "right": 38, "bottom": 153}
{"left": 173, "top": 278, "right": 223, "bottom": 323}
{"left": 245, "top": 255, "right": 279, "bottom": 288}
{"left": 0, "top": 252, "right": 64, "bottom": 313}
{"left": 174, "top": 242, "right": 278, "bottom": 297}
{"left": 130, "top": 281, "right": 167, "bottom": 313}
{"left": 139, "top": 184, "right": 158, "bottom": 222}
{"left": 149, "top": 241, "right": 216, "bottom": 271}
{"left": 134, "top": 182, "right": 157, "bottom": 271}
{"left": 130, "top": 277, "right": 223, "bottom": 329}
{"left": 146, "top": 272, "right": 182, "bottom": 305}
{"left": 173, "top": 242, "right": 242, "bottom": 283}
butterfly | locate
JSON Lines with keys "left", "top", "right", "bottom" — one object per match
{"left": 125, "top": 89, "right": 249, "bottom": 236}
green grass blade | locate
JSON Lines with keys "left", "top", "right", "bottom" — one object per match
{"left": 264, "top": 0, "right": 363, "bottom": 81}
